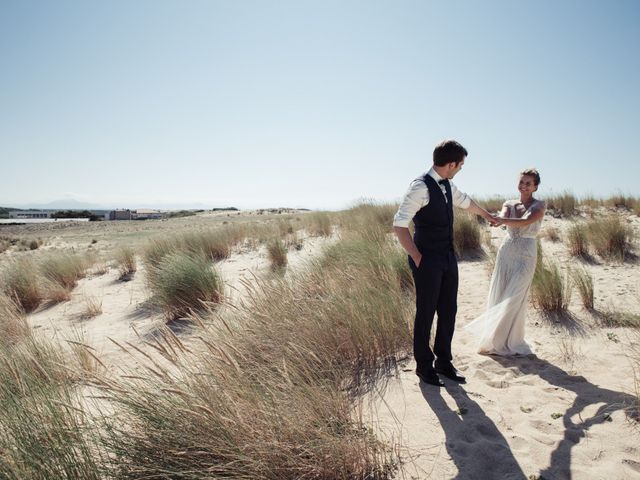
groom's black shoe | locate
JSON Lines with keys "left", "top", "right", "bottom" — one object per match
{"left": 435, "top": 362, "right": 466, "bottom": 383}
{"left": 416, "top": 369, "right": 444, "bottom": 387}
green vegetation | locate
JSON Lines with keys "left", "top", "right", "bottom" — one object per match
{"left": 146, "top": 252, "right": 223, "bottom": 319}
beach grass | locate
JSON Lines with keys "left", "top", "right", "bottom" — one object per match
{"left": 146, "top": 251, "right": 223, "bottom": 319}
{"left": 2, "top": 257, "right": 43, "bottom": 312}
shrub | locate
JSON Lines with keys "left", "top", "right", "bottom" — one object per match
{"left": 586, "top": 216, "right": 634, "bottom": 261}
{"left": 2, "top": 258, "right": 43, "bottom": 312}
{"left": 570, "top": 265, "right": 594, "bottom": 310}
{"left": 266, "top": 237, "right": 288, "bottom": 271}
{"left": 147, "top": 252, "right": 223, "bottom": 319}
{"left": 453, "top": 211, "right": 483, "bottom": 258}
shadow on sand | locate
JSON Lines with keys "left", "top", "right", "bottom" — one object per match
{"left": 420, "top": 353, "right": 638, "bottom": 479}
{"left": 492, "top": 354, "right": 638, "bottom": 480}
{"left": 421, "top": 381, "right": 527, "bottom": 480}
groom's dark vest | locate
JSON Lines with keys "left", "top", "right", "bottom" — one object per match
{"left": 412, "top": 174, "right": 454, "bottom": 254}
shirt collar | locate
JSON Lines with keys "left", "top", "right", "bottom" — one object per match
{"left": 427, "top": 167, "right": 445, "bottom": 183}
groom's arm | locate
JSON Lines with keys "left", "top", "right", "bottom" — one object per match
{"left": 393, "top": 227, "right": 422, "bottom": 267}
{"left": 464, "top": 199, "right": 499, "bottom": 224}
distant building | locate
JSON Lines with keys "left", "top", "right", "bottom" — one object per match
{"left": 9, "top": 210, "right": 51, "bottom": 219}
{"left": 109, "top": 209, "right": 132, "bottom": 220}
{"left": 132, "top": 209, "right": 162, "bottom": 220}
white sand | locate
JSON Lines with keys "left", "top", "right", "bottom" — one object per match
{"left": 367, "top": 213, "right": 640, "bottom": 480}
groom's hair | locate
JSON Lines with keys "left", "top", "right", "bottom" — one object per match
{"left": 433, "top": 140, "right": 468, "bottom": 166}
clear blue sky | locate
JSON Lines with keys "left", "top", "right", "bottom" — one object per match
{"left": 1, "top": 0, "right": 638, "bottom": 210}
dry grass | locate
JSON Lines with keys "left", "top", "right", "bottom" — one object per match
{"left": 80, "top": 295, "right": 103, "bottom": 319}
{"left": 115, "top": 246, "right": 137, "bottom": 280}
{"left": 96, "top": 216, "right": 409, "bottom": 478}
{"left": 540, "top": 225, "right": 561, "bottom": 242}
{"left": 570, "top": 265, "right": 594, "bottom": 310}
{"left": 598, "top": 309, "right": 640, "bottom": 328}
{"left": 605, "top": 194, "right": 638, "bottom": 211}
{"left": 266, "top": 237, "right": 288, "bottom": 271}
{"left": 40, "top": 253, "right": 86, "bottom": 290}
{"left": 453, "top": 211, "right": 483, "bottom": 258}
{"left": 476, "top": 196, "right": 507, "bottom": 215}
{"left": 305, "top": 211, "right": 333, "bottom": 237}
{"left": 0, "top": 293, "right": 31, "bottom": 347}
{"left": 146, "top": 252, "right": 223, "bottom": 319}
{"left": 586, "top": 216, "right": 635, "bottom": 261}
{"left": 566, "top": 222, "right": 590, "bottom": 258}
{"left": 0, "top": 332, "right": 103, "bottom": 479}
{"left": 2, "top": 257, "right": 43, "bottom": 312}
{"left": 532, "top": 244, "right": 571, "bottom": 312}
{"left": 180, "top": 230, "right": 233, "bottom": 261}
{"left": 545, "top": 192, "right": 577, "bottom": 217}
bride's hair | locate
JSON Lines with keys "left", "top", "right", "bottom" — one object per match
{"left": 520, "top": 168, "right": 541, "bottom": 185}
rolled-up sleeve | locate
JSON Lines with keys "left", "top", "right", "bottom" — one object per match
{"left": 451, "top": 184, "right": 472, "bottom": 209}
{"left": 393, "top": 179, "right": 428, "bottom": 228}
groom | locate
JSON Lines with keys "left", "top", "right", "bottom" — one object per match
{"left": 393, "top": 140, "right": 496, "bottom": 386}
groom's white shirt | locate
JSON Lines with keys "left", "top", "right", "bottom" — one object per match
{"left": 393, "top": 167, "right": 472, "bottom": 228}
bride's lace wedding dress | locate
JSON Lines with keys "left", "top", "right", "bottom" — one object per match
{"left": 465, "top": 199, "right": 543, "bottom": 356}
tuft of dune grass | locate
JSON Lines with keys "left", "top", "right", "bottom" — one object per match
{"left": 570, "top": 265, "right": 594, "bottom": 310}
{"left": 40, "top": 253, "right": 86, "bottom": 291}
{"left": 453, "top": 211, "right": 483, "bottom": 259}
{"left": 115, "top": 246, "right": 137, "bottom": 280}
{"left": 266, "top": 237, "right": 288, "bottom": 271}
{"left": 532, "top": 243, "right": 571, "bottom": 312}
{"left": 566, "top": 222, "right": 589, "bottom": 257}
{"left": 147, "top": 252, "right": 223, "bottom": 319}
{"left": 2, "top": 257, "right": 43, "bottom": 312}
{"left": 545, "top": 191, "right": 576, "bottom": 217}
{"left": 586, "top": 216, "right": 634, "bottom": 261}
{"left": 0, "top": 293, "right": 31, "bottom": 347}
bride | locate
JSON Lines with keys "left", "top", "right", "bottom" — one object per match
{"left": 465, "top": 168, "right": 546, "bottom": 356}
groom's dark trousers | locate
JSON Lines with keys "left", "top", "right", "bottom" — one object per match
{"left": 409, "top": 174, "right": 458, "bottom": 372}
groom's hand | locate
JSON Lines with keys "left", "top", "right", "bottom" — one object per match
{"left": 489, "top": 215, "right": 502, "bottom": 227}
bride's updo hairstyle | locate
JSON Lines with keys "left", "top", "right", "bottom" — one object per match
{"left": 520, "top": 168, "right": 541, "bottom": 186}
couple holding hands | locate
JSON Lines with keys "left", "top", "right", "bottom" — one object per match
{"left": 393, "top": 140, "right": 545, "bottom": 386}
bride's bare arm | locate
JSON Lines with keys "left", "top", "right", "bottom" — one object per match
{"left": 498, "top": 201, "right": 546, "bottom": 227}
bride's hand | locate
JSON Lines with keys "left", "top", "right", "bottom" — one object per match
{"left": 489, "top": 215, "right": 503, "bottom": 227}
